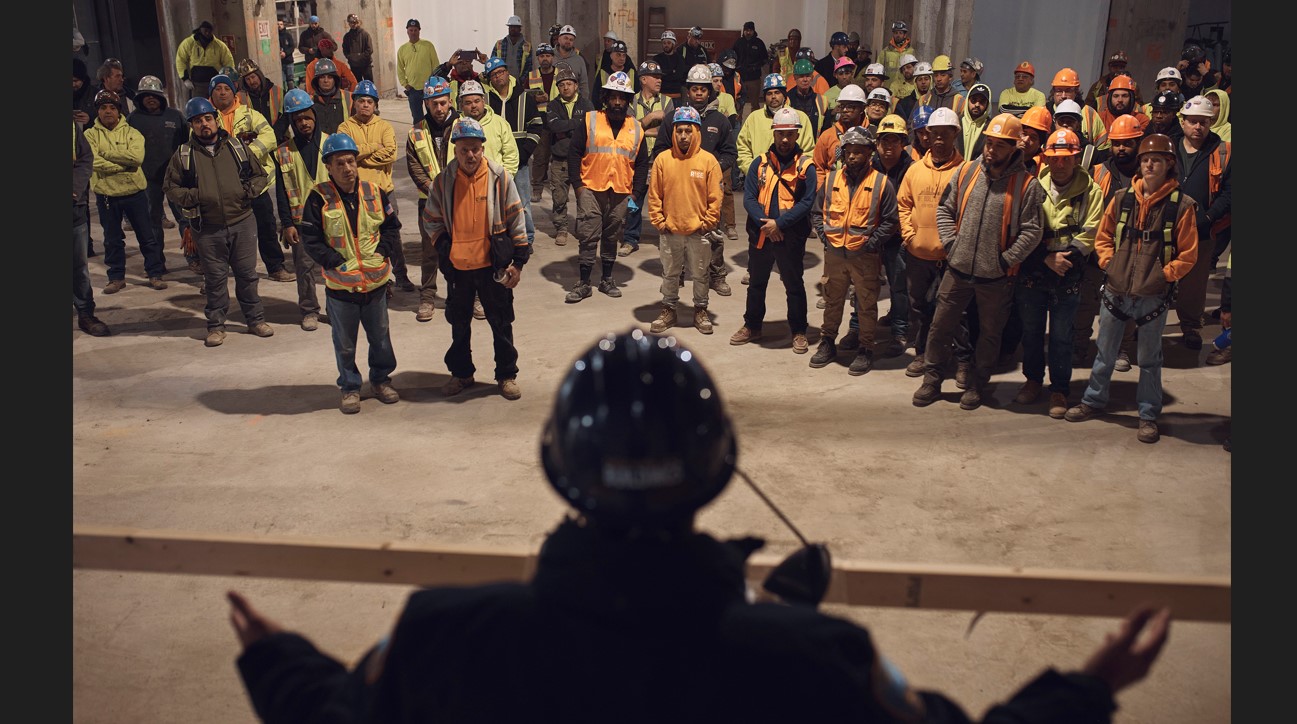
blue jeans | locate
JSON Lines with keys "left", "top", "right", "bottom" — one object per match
{"left": 1016, "top": 284, "right": 1081, "bottom": 394}
{"left": 1081, "top": 291, "right": 1170, "bottom": 420}
{"left": 282, "top": 62, "right": 295, "bottom": 89}
{"left": 326, "top": 291, "right": 397, "bottom": 393}
{"left": 513, "top": 164, "right": 535, "bottom": 247}
{"left": 622, "top": 205, "right": 642, "bottom": 249}
{"left": 73, "top": 221, "right": 94, "bottom": 315}
{"left": 406, "top": 92, "right": 424, "bottom": 125}
{"left": 98, "top": 190, "right": 167, "bottom": 280}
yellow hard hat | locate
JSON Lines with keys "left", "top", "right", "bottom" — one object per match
{"left": 877, "top": 114, "right": 908, "bottom": 136}
{"left": 931, "top": 55, "right": 953, "bottom": 72}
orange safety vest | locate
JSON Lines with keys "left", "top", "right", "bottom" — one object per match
{"left": 820, "top": 166, "right": 885, "bottom": 253}
{"left": 316, "top": 179, "right": 392, "bottom": 293}
{"left": 754, "top": 151, "right": 814, "bottom": 248}
{"left": 1208, "top": 141, "right": 1231, "bottom": 235}
{"left": 951, "top": 161, "right": 1034, "bottom": 275}
{"left": 580, "top": 111, "right": 643, "bottom": 194}
{"left": 238, "top": 85, "right": 283, "bottom": 125}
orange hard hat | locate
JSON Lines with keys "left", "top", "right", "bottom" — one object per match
{"left": 1138, "top": 133, "right": 1176, "bottom": 157}
{"left": 1021, "top": 105, "right": 1053, "bottom": 133}
{"left": 983, "top": 112, "right": 1023, "bottom": 141}
{"left": 1107, "top": 114, "right": 1144, "bottom": 140}
{"left": 1015, "top": 61, "right": 1035, "bottom": 77}
{"left": 1042, "top": 128, "right": 1081, "bottom": 157}
{"left": 1108, "top": 74, "right": 1135, "bottom": 92}
{"left": 1051, "top": 68, "right": 1080, "bottom": 88}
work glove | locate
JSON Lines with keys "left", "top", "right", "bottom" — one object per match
{"left": 626, "top": 196, "right": 639, "bottom": 213}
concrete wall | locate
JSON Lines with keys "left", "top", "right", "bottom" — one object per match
{"left": 1102, "top": 0, "right": 1189, "bottom": 92}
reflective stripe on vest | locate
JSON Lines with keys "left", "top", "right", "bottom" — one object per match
{"left": 821, "top": 166, "right": 884, "bottom": 252}
{"left": 580, "top": 111, "right": 643, "bottom": 193}
{"left": 238, "top": 86, "right": 282, "bottom": 125}
{"left": 527, "top": 70, "right": 556, "bottom": 113}
{"left": 409, "top": 125, "right": 446, "bottom": 200}
{"left": 276, "top": 133, "right": 331, "bottom": 224}
{"left": 317, "top": 179, "right": 392, "bottom": 292}
{"left": 755, "top": 152, "right": 813, "bottom": 248}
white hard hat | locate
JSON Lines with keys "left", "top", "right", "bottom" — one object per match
{"left": 506, "top": 15, "right": 522, "bottom": 26}
{"left": 898, "top": 53, "right": 919, "bottom": 68}
{"left": 1156, "top": 66, "right": 1183, "bottom": 82}
{"left": 864, "top": 63, "right": 888, "bottom": 78}
{"left": 661, "top": 30, "right": 677, "bottom": 42}
{"left": 685, "top": 64, "right": 712, "bottom": 85}
{"left": 867, "top": 87, "right": 892, "bottom": 103}
{"left": 604, "top": 30, "right": 619, "bottom": 40}
{"left": 1054, "top": 99, "right": 1083, "bottom": 118}
{"left": 837, "top": 85, "right": 867, "bottom": 104}
{"left": 926, "top": 107, "right": 961, "bottom": 128}
{"left": 770, "top": 107, "right": 802, "bottom": 130}
{"left": 458, "top": 80, "right": 485, "bottom": 97}
{"left": 1180, "top": 95, "right": 1213, "bottom": 117}
{"left": 912, "top": 62, "right": 933, "bottom": 77}
{"left": 601, "top": 70, "right": 634, "bottom": 94}
{"left": 559, "top": 25, "right": 576, "bottom": 37}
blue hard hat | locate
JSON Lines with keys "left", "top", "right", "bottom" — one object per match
{"left": 423, "top": 75, "right": 451, "bottom": 99}
{"left": 283, "top": 88, "right": 315, "bottom": 114}
{"left": 484, "top": 57, "right": 508, "bottom": 76}
{"left": 673, "top": 105, "right": 702, "bottom": 125}
{"left": 831, "top": 32, "right": 850, "bottom": 46}
{"left": 909, "top": 105, "right": 935, "bottom": 130}
{"left": 762, "top": 73, "right": 786, "bottom": 92}
{"left": 450, "top": 117, "right": 487, "bottom": 142}
{"left": 208, "top": 74, "right": 235, "bottom": 94}
{"left": 184, "top": 97, "right": 217, "bottom": 121}
{"left": 321, "top": 133, "right": 359, "bottom": 159}
{"left": 353, "top": 80, "right": 379, "bottom": 100}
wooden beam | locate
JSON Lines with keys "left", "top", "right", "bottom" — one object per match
{"left": 73, "top": 525, "right": 1230, "bottom": 622}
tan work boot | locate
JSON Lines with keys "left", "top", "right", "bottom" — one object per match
{"left": 416, "top": 302, "right": 436, "bottom": 322}
{"left": 442, "top": 376, "right": 475, "bottom": 396}
{"left": 954, "top": 361, "right": 973, "bottom": 390}
{"left": 555, "top": 230, "right": 570, "bottom": 246}
{"left": 374, "top": 381, "right": 400, "bottom": 404}
{"left": 694, "top": 307, "right": 713, "bottom": 334}
{"left": 472, "top": 297, "right": 486, "bottom": 319}
{"left": 1013, "top": 380, "right": 1043, "bottom": 405}
{"left": 300, "top": 313, "right": 319, "bottom": 332}
{"left": 499, "top": 378, "right": 522, "bottom": 400}
{"left": 268, "top": 268, "right": 297, "bottom": 282}
{"left": 339, "top": 390, "right": 361, "bottom": 414}
{"left": 204, "top": 328, "right": 226, "bottom": 347}
{"left": 650, "top": 305, "right": 677, "bottom": 333}
{"left": 905, "top": 356, "right": 926, "bottom": 377}
{"left": 729, "top": 326, "right": 759, "bottom": 345}
{"left": 103, "top": 279, "right": 127, "bottom": 294}
{"left": 1064, "top": 403, "right": 1102, "bottom": 423}
{"left": 248, "top": 322, "right": 274, "bottom": 338}
{"left": 1048, "top": 392, "right": 1069, "bottom": 419}
{"left": 1137, "top": 419, "right": 1160, "bottom": 443}
{"left": 145, "top": 276, "right": 168, "bottom": 290}
{"left": 791, "top": 333, "right": 809, "bottom": 354}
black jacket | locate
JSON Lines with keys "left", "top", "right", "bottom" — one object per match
{"left": 127, "top": 104, "right": 189, "bottom": 184}
{"left": 651, "top": 96, "right": 736, "bottom": 172}
{"left": 546, "top": 94, "right": 596, "bottom": 159}
{"left": 237, "top": 519, "right": 1119, "bottom": 724}
{"left": 342, "top": 28, "right": 373, "bottom": 71}
{"left": 654, "top": 50, "right": 687, "bottom": 96}
{"left": 732, "top": 35, "right": 768, "bottom": 82}
{"left": 487, "top": 81, "right": 544, "bottom": 168}
{"left": 278, "top": 29, "right": 295, "bottom": 59}
{"left": 1174, "top": 132, "right": 1231, "bottom": 230}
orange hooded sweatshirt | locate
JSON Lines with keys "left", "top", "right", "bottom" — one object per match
{"left": 646, "top": 126, "right": 724, "bottom": 236}
{"left": 897, "top": 149, "right": 965, "bottom": 261}
{"left": 1094, "top": 176, "right": 1199, "bottom": 296}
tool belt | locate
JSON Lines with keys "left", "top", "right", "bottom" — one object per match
{"left": 1100, "top": 283, "right": 1177, "bottom": 327}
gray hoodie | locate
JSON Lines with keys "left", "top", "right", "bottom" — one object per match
{"left": 936, "top": 150, "right": 1043, "bottom": 280}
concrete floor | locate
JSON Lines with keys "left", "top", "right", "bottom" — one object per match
{"left": 73, "top": 99, "right": 1231, "bottom": 723}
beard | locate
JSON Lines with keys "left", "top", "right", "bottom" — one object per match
{"left": 605, "top": 105, "right": 627, "bottom": 123}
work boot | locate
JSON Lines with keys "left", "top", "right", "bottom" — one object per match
{"left": 912, "top": 380, "right": 941, "bottom": 407}
{"left": 1048, "top": 392, "right": 1069, "bottom": 420}
{"left": 791, "top": 333, "right": 809, "bottom": 354}
{"left": 809, "top": 339, "right": 837, "bottom": 368}
{"left": 1064, "top": 403, "right": 1103, "bottom": 423}
{"left": 395, "top": 274, "right": 416, "bottom": 292}
{"left": 78, "top": 314, "right": 111, "bottom": 337}
{"left": 248, "top": 322, "right": 274, "bottom": 338}
{"left": 1013, "top": 380, "right": 1043, "bottom": 405}
{"left": 162, "top": 216, "right": 176, "bottom": 229}
{"left": 954, "top": 361, "right": 973, "bottom": 390}
{"left": 598, "top": 277, "right": 622, "bottom": 297}
{"left": 725, "top": 225, "right": 738, "bottom": 240}
{"left": 730, "top": 326, "right": 759, "bottom": 345}
{"left": 837, "top": 332, "right": 859, "bottom": 351}
{"left": 959, "top": 386, "right": 983, "bottom": 410}
{"left": 905, "top": 356, "right": 926, "bottom": 377}
{"left": 145, "top": 276, "right": 168, "bottom": 290}
{"left": 300, "top": 313, "right": 319, "bottom": 332}
{"left": 816, "top": 296, "right": 826, "bottom": 309}
{"left": 1182, "top": 329, "right": 1203, "bottom": 350}
{"left": 565, "top": 281, "right": 592, "bottom": 303}
{"left": 530, "top": 189, "right": 542, "bottom": 203}
{"left": 1137, "top": 419, "right": 1161, "bottom": 444}
{"left": 442, "top": 376, "right": 475, "bottom": 396}
{"left": 555, "top": 230, "right": 570, "bottom": 246}
{"left": 694, "top": 307, "right": 713, "bottom": 334}
{"left": 710, "top": 276, "right": 732, "bottom": 296}
{"left": 187, "top": 259, "right": 204, "bottom": 275}
{"left": 1114, "top": 350, "right": 1132, "bottom": 372}
{"left": 374, "top": 381, "right": 400, "bottom": 404}
{"left": 339, "top": 390, "right": 361, "bottom": 414}
{"left": 741, "top": 271, "right": 750, "bottom": 285}
{"left": 204, "top": 328, "right": 226, "bottom": 347}
{"left": 847, "top": 350, "right": 873, "bottom": 376}
{"left": 1071, "top": 345, "right": 1090, "bottom": 369}
{"left": 103, "top": 279, "right": 126, "bottom": 295}
{"left": 880, "top": 336, "right": 906, "bottom": 358}
{"left": 472, "top": 296, "right": 486, "bottom": 319}
{"left": 268, "top": 267, "right": 297, "bottom": 282}
{"left": 650, "top": 305, "right": 677, "bottom": 333}
{"left": 618, "top": 242, "right": 636, "bottom": 257}
{"left": 499, "top": 378, "right": 522, "bottom": 400}
{"left": 416, "top": 302, "right": 436, "bottom": 322}
{"left": 878, "top": 312, "right": 892, "bottom": 327}
{"left": 1205, "top": 346, "right": 1231, "bottom": 365}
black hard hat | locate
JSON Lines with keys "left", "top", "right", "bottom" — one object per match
{"left": 1152, "top": 90, "right": 1185, "bottom": 112}
{"left": 541, "top": 330, "right": 737, "bottom": 527}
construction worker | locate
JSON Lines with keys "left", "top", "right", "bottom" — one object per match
{"left": 649, "top": 64, "right": 738, "bottom": 292}
{"left": 1012, "top": 128, "right": 1103, "bottom": 420}
{"left": 926, "top": 56, "right": 967, "bottom": 114}
{"left": 895, "top": 60, "right": 932, "bottom": 123}
{"left": 654, "top": 30, "right": 686, "bottom": 98}
{"left": 889, "top": 53, "right": 919, "bottom": 100}
{"left": 710, "top": 62, "right": 740, "bottom": 125}
{"left": 545, "top": 67, "right": 595, "bottom": 250}
{"left": 74, "top": 121, "right": 111, "bottom": 336}
{"left": 787, "top": 59, "right": 829, "bottom": 135}
{"left": 1098, "top": 75, "right": 1148, "bottom": 131}
{"left": 824, "top": 56, "right": 858, "bottom": 112}
{"left": 208, "top": 72, "right": 294, "bottom": 284}
{"left": 898, "top": 106, "right": 968, "bottom": 379}
{"left": 646, "top": 105, "right": 725, "bottom": 335}
{"left": 815, "top": 32, "right": 852, "bottom": 83}
{"left": 1072, "top": 114, "right": 1143, "bottom": 370}
{"left": 809, "top": 126, "right": 898, "bottom": 375}
{"left": 1053, "top": 100, "right": 1107, "bottom": 171}
{"left": 342, "top": 14, "right": 375, "bottom": 82}
{"left": 959, "top": 83, "right": 993, "bottom": 160}
{"left": 907, "top": 105, "right": 934, "bottom": 161}
{"left": 999, "top": 61, "right": 1046, "bottom": 118}
{"left": 1065, "top": 134, "right": 1199, "bottom": 444}
{"left": 128, "top": 76, "right": 191, "bottom": 274}
{"left": 864, "top": 88, "right": 893, "bottom": 132}
{"left": 163, "top": 97, "right": 272, "bottom": 347}
{"left": 731, "top": 107, "right": 818, "bottom": 353}
{"left": 857, "top": 63, "right": 888, "bottom": 96}
{"left": 1141, "top": 67, "right": 1183, "bottom": 117}
{"left": 235, "top": 59, "right": 283, "bottom": 137}
{"left": 300, "top": 133, "right": 402, "bottom": 414}
{"left": 783, "top": 46, "right": 831, "bottom": 95}
{"left": 595, "top": 40, "right": 637, "bottom": 98}
{"left": 552, "top": 26, "right": 587, "bottom": 98}
{"left": 956, "top": 57, "right": 984, "bottom": 96}
{"left": 484, "top": 59, "right": 543, "bottom": 251}
{"left": 491, "top": 14, "right": 533, "bottom": 78}
{"left": 397, "top": 19, "right": 440, "bottom": 124}
{"left": 813, "top": 85, "right": 866, "bottom": 186}
{"left": 1047, "top": 68, "right": 1109, "bottom": 155}
{"left": 86, "top": 90, "right": 169, "bottom": 293}
{"left": 305, "top": 38, "right": 359, "bottom": 94}
{"left": 1019, "top": 106, "right": 1053, "bottom": 175}
{"left": 526, "top": 44, "right": 561, "bottom": 203}
{"left": 564, "top": 71, "right": 649, "bottom": 303}
{"left": 1171, "top": 96, "right": 1231, "bottom": 353}
{"left": 309, "top": 59, "right": 353, "bottom": 135}
{"left": 406, "top": 76, "right": 459, "bottom": 322}
{"left": 912, "top": 113, "right": 1045, "bottom": 411}
{"left": 274, "top": 89, "right": 329, "bottom": 332}
{"left": 296, "top": 15, "right": 333, "bottom": 62}
{"left": 338, "top": 80, "right": 413, "bottom": 293}
{"left": 678, "top": 26, "right": 711, "bottom": 75}
{"left": 880, "top": 20, "right": 913, "bottom": 82}
{"left": 1143, "top": 91, "right": 1185, "bottom": 143}
{"left": 865, "top": 113, "right": 917, "bottom": 357}
{"left": 621, "top": 61, "right": 669, "bottom": 256}
{"left": 1085, "top": 51, "right": 1140, "bottom": 110}
{"left": 774, "top": 28, "right": 802, "bottom": 78}
{"left": 422, "top": 117, "right": 530, "bottom": 401}
{"left": 175, "top": 20, "right": 234, "bottom": 100}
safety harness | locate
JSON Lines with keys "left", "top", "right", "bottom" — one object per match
{"left": 177, "top": 135, "right": 255, "bottom": 228}
{"left": 1101, "top": 188, "right": 1181, "bottom": 326}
